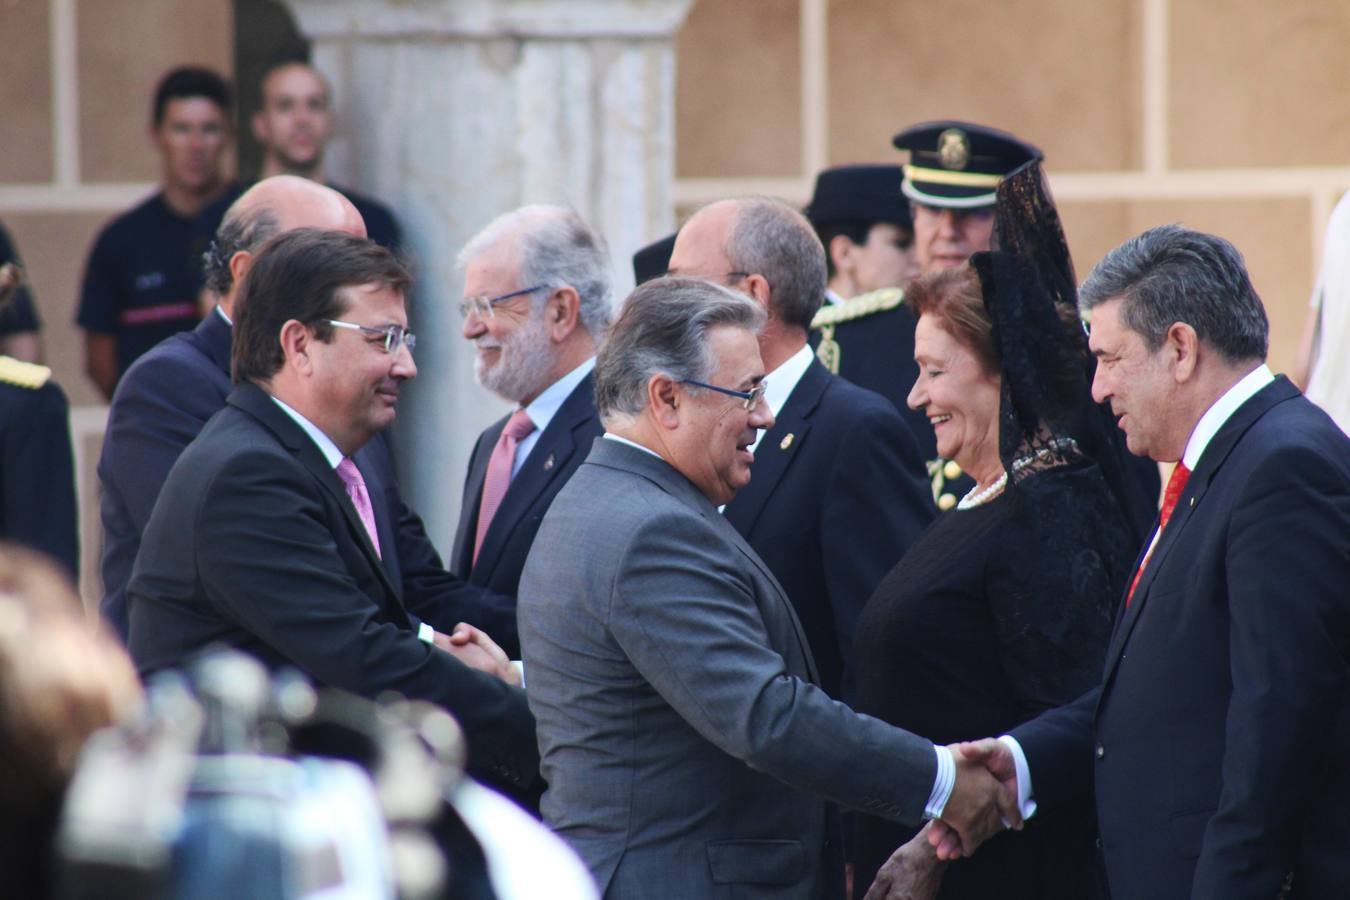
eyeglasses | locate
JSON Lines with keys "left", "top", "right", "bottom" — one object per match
{"left": 680, "top": 378, "right": 768, "bottom": 411}
{"left": 458, "top": 284, "right": 549, "bottom": 319}
{"left": 324, "top": 320, "right": 417, "bottom": 354}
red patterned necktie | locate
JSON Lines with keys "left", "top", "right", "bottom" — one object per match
{"left": 336, "top": 458, "right": 381, "bottom": 559}
{"left": 1125, "top": 462, "right": 1191, "bottom": 607}
{"left": 474, "top": 409, "right": 536, "bottom": 564}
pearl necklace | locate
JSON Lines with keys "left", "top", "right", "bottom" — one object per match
{"left": 955, "top": 438, "right": 1078, "bottom": 510}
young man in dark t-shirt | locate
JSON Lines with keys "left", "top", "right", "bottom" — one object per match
{"left": 77, "top": 67, "right": 239, "bottom": 400}
{"left": 248, "top": 60, "right": 402, "bottom": 250}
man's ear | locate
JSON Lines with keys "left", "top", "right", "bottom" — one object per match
{"left": 1167, "top": 321, "right": 1201, "bottom": 383}
{"left": 742, "top": 273, "right": 773, "bottom": 311}
{"left": 648, "top": 373, "right": 682, "bottom": 429}
{"left": 278, "top": 319, "right": 313, "bottom": 375}
{"left": 228, "top": 250, "right": 254, "bottom": 289}
{"left": 251, "top": 110, "right": 269, "bottom": 144}
{"left": 546, "top": 286, "right": 583, "bottom": 342}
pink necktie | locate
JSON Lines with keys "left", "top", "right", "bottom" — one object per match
{"left": 336, "top": 458, "right": 382, "bottom": 559}
{"left": 1125, "top": 462, "right": 1190, "bottom": 607}
{"left": 474, "top": 409, "right": 536, "bottom": 564}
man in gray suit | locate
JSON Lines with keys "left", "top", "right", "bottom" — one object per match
{"left": 518, "top": 277, "right": 1016, "bottom": 899}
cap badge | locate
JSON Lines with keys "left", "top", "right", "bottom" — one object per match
{"left": 937, "top": 128, "right": 970, "bottom": 170}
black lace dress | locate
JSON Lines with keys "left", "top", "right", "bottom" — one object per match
{"left": 851, "top": 460, "right": 1133, "bottom": 900}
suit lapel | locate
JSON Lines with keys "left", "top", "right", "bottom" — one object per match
{"left": 452, "top": 422, "right": 500, "bottom": 575}
{"left": 473, "top": 374, "right": 595, "bottom": 580}
{"left": 1101, "top": 377, "right": 1298, "bottom": 685}
{"left": 228, "top": 384, "right": 403, "bottom": 609}
{"left": 722, "top": 360, "right": 826, "bottom": 534}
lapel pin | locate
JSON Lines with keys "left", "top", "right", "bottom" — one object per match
{"left": 543, "top": 453, "right": 555, "bottom": 471}
{"left": 1189, "top": 496, "right": 1195, "bottom": 507}
{"left": 780, "top": 433, "right": 795, "bottom": 450}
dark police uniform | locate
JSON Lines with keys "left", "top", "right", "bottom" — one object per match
{"left": 0, "top": 356, "right": 78, "bottom": 577}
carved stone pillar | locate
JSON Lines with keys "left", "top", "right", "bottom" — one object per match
{"left": 285, "top": 0, "right": 693, "bottom": 548}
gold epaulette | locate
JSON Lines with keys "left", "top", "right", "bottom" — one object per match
{"left": 810, "top": 287, "right": 905, "bottom": 330}
{"left": 0, "top": 355, "right": 52, "bottom": 390}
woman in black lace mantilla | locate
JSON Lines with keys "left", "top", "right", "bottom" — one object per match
{"left": 852, "top": 162, "right": 1143, "bottom": 900}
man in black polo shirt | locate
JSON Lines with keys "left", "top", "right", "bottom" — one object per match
{"left": 77, "top": 66, "right": 238, "bottom": 400}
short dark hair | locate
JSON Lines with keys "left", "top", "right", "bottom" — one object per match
{"left": 814, "top": 219, "right": 871, "bottom": 280}
{"left": 724, "top": 197, "right": 827, "bottom": 331}
{"left": 152, "top": 66, "right": 233, "bottom": 126}
{"left": 232, "top": 229, "right": 411, "bottom": 384}
{"left": 1079, "top": 224, "right": 1269, "bottom": 363}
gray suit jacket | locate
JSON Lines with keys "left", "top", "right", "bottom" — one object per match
{"left": 518, "top": 437, "right": 937, "bottom": 899}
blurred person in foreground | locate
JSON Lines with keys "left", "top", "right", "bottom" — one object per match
{"left": 930, "top": 224, "right": 1350, "bottom": 899}
{"left": 1294, "top": 188, "right": 1350, "bottom": 434}
{"left": 518, "top": 277, "right": 1016, "bottom": 899}
{"left": 854, "top": 162, "right": 1139, "bottom": 900}
{"left": 0, "top": 544, "right": 140, "bottom": 900}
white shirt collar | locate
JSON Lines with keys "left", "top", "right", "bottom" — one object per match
{"left": 522, "top": 356, "right": 595, "bottom": 435}
{"left": 269, "top": 394, "right": 345, "bottom": 469}
{"left": 602, "top": 432, "right": 662, "bottom": 459}
{"left": 1181, "top": 364, "right": 1275, "bottom": 470}
{"left": 215, "top": 304, "right": 232, "bottom": 326}
{"left": 824, "top": 288, "right": 846, "bottom": 306}
{"left": 748, "top": 343, "right": 815, "bottom": 453}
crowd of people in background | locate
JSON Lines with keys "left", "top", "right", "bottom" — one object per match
{"left": 0, "top": 56, "right": 1347, "bottom": 900}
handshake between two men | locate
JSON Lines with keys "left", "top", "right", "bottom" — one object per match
{"left": 866, "top": 739, "right": 1019, "bottom": 900}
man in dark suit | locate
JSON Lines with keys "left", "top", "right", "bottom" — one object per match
{"left": 518, "top": 277, "right": 1016, "bottom": 898}
{"left": 100, "top": 176, "right": 508, "bottom": 643}
{"left": 935, "top": 225, "right": 1350, "bottom": 899}
{"left": 128, "top": 229, "right": 537, "bottom": 792}
{"left": 450, "top": 205, "right": 608, "bottom": 657}
{"left": 670, "top": 197, "right": 934, "bottom": 700}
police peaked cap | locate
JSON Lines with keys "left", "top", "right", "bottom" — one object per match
{"left": 892, "top": 120, "right": 1042, "bottom": 209}
{"left": 632, "top": 232, "right": 677, "bottom": 285}
{"left": 804, "top": 164, "right": 912, "bottom": 229}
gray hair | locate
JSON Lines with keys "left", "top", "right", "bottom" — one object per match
{"left": 595, "top": 276, "right": 766, "bottom": 422}
{"left": 1079, "top": 223, "right": 1268, "bottom": 363}
{"left": 724, "top": 197, "right": 827, "bottom": 330}
{"left": 457, "top": 204, "right": 613, "bottom": 335}
{"left": 203, "top": 204, "right": 281, "bottom": 295}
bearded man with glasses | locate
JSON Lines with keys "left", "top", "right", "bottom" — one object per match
{"left": 449, "top": 205, "right": 608, "bottom": 658}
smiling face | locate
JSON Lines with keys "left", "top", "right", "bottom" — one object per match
{"left": 912, "top": 203, "right": 995, "bottom": 274}
{"left": 253, "top": 64, "right": 332, "bottom": 175}
{"left": 459, "top": 237, "right": 558, "bottom": 405}
{"left": 907, "top": 312, "right": 1002, "bottom": 477}
{"left": 308, "top": 281, "right": 416, "bottom": 453}
{"left": 670, "top": 324, "right": 774, "bottom": 505}
{"left": 153, "top": 97, "right": 230, "bottom": 195}
{"left": 1088, "top": 296, "right": 1183, "bottom": 461}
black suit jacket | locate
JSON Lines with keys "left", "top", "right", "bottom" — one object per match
{"left": 127, "top": 383, "right": 539, "bottom": 789}
{"left": 1013, "top": 377, "right": 1350, "bottom": 900}
{"left": 723, "top": 359, "right": 935, "bottom": 699}
{"left": 99, "top": 311, "right": 509, "bottom": 642}
{"left": 451, "top": 373, "right": 603, "bottom": 657}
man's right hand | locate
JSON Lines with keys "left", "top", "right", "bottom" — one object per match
{"left": 930, "top": 739, "right": 1021, "bottom": 860}
{"left": 432, "top": 623, "right": 520, "bottom": 686}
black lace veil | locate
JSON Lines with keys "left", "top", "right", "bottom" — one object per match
{"left": 973, "top": 161, "right": 1154, "bottom": 545}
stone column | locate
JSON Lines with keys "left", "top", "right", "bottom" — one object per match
{"left": 285, "top": 0, "right": 693, "bottom": 549}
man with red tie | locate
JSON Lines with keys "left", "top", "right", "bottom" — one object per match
{"left": 450, "top": 205, "right": 608, "bottom": 658}
{"left": 929, "top": 224, "right": 1350, "bottom": 900}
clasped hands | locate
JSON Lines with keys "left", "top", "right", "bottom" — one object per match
{"left": 932, "top": 738, "right": 1020, "bottom": 859}
{"left": 431, "top": 622, "right": 521, "bottom": 687}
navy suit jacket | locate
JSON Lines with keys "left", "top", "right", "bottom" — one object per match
{"left": 99, "top": 311, "right": 509, "bottom": 642}
{"left": 127, "top": 383, "right": 539, "bottom": 791}
{"left": 451, "top": 374, "right": 603, "bottom": 658}
{"left": 723, "top": 359, "right": 935, "bottom": 699}
{"left": 1012, "top": 377, "right": 1350, "bottom": 900}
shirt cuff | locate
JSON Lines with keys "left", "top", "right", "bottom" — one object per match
{"left": 925, "top": 744, "right": 955, "bottom": 820}
{"left": 998, "top": 734, "right": 1038, "bottom": 820}
{"left": 418, "top": 622, "right": 435, "bottom": 644}
{"left": 510, "top": 659, "right": 525, "bottom": 688}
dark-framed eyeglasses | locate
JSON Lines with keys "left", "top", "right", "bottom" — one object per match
{"left": 458, "top": 284, "right": 549, "bottom": 319}
{"left": 324, "top": 319, "right": 417, "bottom": 354}
{"left": 680, "top": 378, "right": 767, "bottom": 411}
